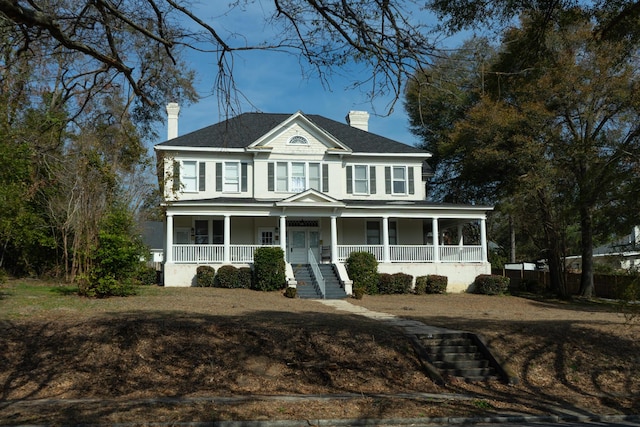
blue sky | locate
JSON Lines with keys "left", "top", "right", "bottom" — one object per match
{"left": 158, "top": 2, "right": 465, "bottom": 148}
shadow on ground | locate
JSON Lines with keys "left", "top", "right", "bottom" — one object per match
{"left": 0, "top": 309, "right": 443, "bottom": 423}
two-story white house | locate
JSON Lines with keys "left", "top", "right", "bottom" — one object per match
{"left": 155, "top": 104, "right": 492, "bottom": 294}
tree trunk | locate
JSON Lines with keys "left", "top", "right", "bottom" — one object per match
{"left": 537, "top": 189, "right": 567, "bottom": 298}
{"left": 579, "top": 206, "right": 595, "bottom": 298}
{"left": 509, "top": 215, "right": 516, "bottom": 263}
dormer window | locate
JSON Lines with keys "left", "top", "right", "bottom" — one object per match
{"left": 288, "top": 135, "right": 308, "bottom": 145}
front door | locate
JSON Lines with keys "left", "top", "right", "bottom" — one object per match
{"left": 288, "top": 229, "right": 321, "bottom": 264}
{"left": 289, "top": 230, "right": 307, "bottom": 264}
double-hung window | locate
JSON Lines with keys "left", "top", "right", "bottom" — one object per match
{"left": 269, "top": 161, "right": 325, "bottom": 192}
{"left": 276, "top": 162, "right": 288, "bottom": 192}
{"left": 392, "top": 166, "right": 406, "bottom": 194}
{"left": 354, "top": 165, "right": 369, "bottom": 194}
{"left": 224, "top": 162, "right": 240, "bottom": 192}
{"left": 309, "top": 163, "right": 321, "bottom": 191}
{"left": 175, "top": 160, "right": 206, "bottom": 192}
{"left": 346, "top": 165, "right": 376, "bottom": 195}
{"left": 216, "top": 162, "right": 248, "bottom": 193}
{"left": 291, "top": 162, "right": 306, "bottom": 192}
{"left": 385, "top": 166, "right": 415, "bottom": 195}
{"left": 366, "top": 220, "right": 397, "bottom": 245}
{"left": 182, "top": 161, "right": 197, "bottom": 192}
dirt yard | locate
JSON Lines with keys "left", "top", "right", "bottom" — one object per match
{"left": 0, "top": 281, "right": 638, "bottom": 424}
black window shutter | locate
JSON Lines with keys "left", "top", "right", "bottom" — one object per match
{"left": 346, "top": 165, "right": 353, "bottom": 194}
{"left": 198, "top": 162, "right": 206, "bottom": 191}
{"left": 322, "top": 164, "right": 329, "bottom": 192}
{"left": 172, "top": 160, "right": 180, "bottom": 191}
{"left": 385, "top": 167, "right": 391, "bottom": 194}
{"left": 369, "top": 165, "right": 376, "bottom": 194}
{"left": 241, "top": 163, "right": 248, "bottom": 192}
{"left": 408, "top": 166, "right": 415, "bottom": 194}
{"left": 215, "top": 162, "right": 222, "bottom": 192}
{"left": 268, "top": 163, "right": 274, "bottom": 191}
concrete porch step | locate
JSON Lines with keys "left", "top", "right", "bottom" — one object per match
{"left": 293, "top": 264, "right": 346, "bottom": 299}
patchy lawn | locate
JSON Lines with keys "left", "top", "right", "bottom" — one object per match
{"left": 0, "top": 280, "right": 638, "bottom": 424}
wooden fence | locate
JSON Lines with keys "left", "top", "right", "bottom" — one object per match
{"left": 492, "top": 268, "right": 637, "bottom": 299}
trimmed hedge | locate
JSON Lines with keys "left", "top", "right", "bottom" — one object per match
{"left": 238, "top": 267, "right": 253, "bottom": 289}
{"left": 426, "top": 275, "right": 448, "bottom": 294}
{"left": 473, "top": 274, "right": 510, "bottom": 295}
{"left": 378, "top": 273, "right": 394, "bottom": 294}
{"left": 214, "top": 265, "right": 239, "bottom": 288}
{"left": 379, "top": 272, "right": 413, "bottom": 294}
{"left": 393, "top": 273, "right": 413, "bottom": 294}
{"left": 196, "top": 265, "right": 216, "bottom": 287}
{"left": 136, "top": 266, "right": 158, "bottom": 286}
{"left": 253, "top": 247, "right": 286, "bottom": 291}
{"left": 345, "top": 251, "right": 379, "bottom": 295}
{"left": 284, "top": 286, "right": 297, "bottom": 298}
{"left": 415, "top": 276, "right": 428, "bottom": 295}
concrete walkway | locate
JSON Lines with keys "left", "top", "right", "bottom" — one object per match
{"left": 317, "top": 299, "right": 458, "bottom": 336}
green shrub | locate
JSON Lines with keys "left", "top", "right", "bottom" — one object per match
{"left": 415, "top": 276, "right": 428, "bottom": 295}
{"left": 473, "top": 274, "right": 510, "bottom": 295}
{"left": 136, "top": 266, "right": 158, "bottom": 286}
{"left": 378, "top": 272, "right": 412, "bottom": 294}
{"left": 79, "top": 204, "right": 145, "bottom": 298}
{"left": 352, "top": 287, "right": 365, "bottom": 299}
{"left": 78, "top": 274, "right": 136, "bottom": 298}
{"left": 284, "top": 286, "right": 297, "bottom": 298}
{"left": 426, "top": 275, "right": 448, "bottom": 294}
{"left": 620, "top": 277, "right": 640, "bottom": 324}
{"left": 392, "top": 272, "right": 413, "bottom": 294}
{"left": 238, "top": 267, "right": 252, "bottom": 289}
{"left": 345, "top": 251, "right": 379, "bottom": 295}
{"left": 196, "top": 265, "right": 216, "bottom": 287}
{"left": 215, "top": 265, "right": 239, "bottom": 288}
{"left": 378, "top": 273, "right": 394, "bottom": 294}
{"left": 253, "top": 247, "right": 286, "bottom": 291}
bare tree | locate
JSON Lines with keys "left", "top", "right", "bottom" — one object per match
{"left": 0, "top": 0, "right": 443, "bottom": 117}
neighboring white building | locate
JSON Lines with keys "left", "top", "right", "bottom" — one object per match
{"left": 154, "top": 105, "right": 492, "bottom": 293}
{"left": 566, "top": 226, "right": 640, "bottom": 272}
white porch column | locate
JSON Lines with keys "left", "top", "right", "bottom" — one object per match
{"left": 457, "top": 224, "right": 464, "bottom": 248}
{"left": 330, "top": 215, "right": 338, "bottom": 264}
{"left": 480, "top": 217, "right": 488, "bottom": 262}
{"left": 165, "top": 213, "right": 174, "bottom": 263}
{"left": 432, "top": 217, "right": 440, "bottom": 263}
{"left": 280, "top": 215, "right": 287, "bottom": 255}
{"left": 223, "top": 215, "right": 231, "bottom": 263}
{"left": 382, "top": 216, "right": 390, "bottom": 263}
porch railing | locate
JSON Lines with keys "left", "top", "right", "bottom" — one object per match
{"left": 173, "top": 244, "right": 223, "bottom": 263}
{"left": 173, "top": 244, "right": 278, "bottom": 263}
{"left": 440, "top": 245, "right": 483, "bottom": 262}
{"left": 390, "top": 245, "right": 434, "bottom": 262}
{"left": 336, "top": 244, "right": 484, "bottom": 263}
{"left": 171, "top": 244, "right": 484, "bottom": 264}
{"left": 337, "top": 245, "right": 384, "bottom": 262}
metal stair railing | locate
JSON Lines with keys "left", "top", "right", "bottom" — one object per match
{"left": 308, "top": 248, "right": 325, "bottom": 299}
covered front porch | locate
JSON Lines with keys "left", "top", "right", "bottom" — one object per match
{"left": 162, "top": 203, "right": 491, "bottom": 291}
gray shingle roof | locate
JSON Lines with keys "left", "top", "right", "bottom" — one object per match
{"left": 156, "top": 112, "right": 428, "bottom": 155}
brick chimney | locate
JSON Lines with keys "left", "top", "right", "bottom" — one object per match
{"left": 346, "top": 110, "right": 369, "bottom": 132}
{"left": 166, "top": 103, "right": 180, "bottom": 140}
